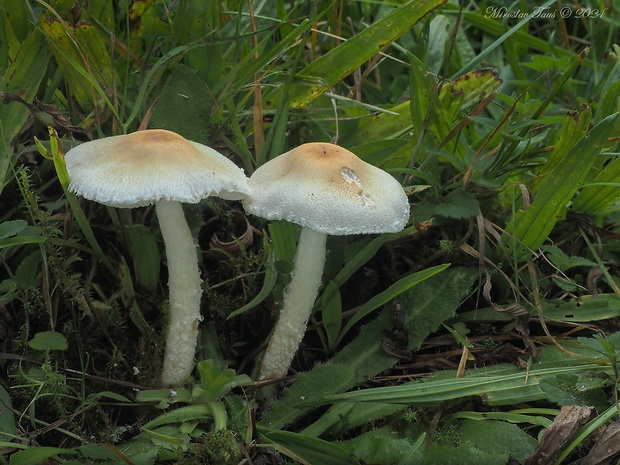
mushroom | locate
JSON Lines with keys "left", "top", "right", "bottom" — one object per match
{"left": 243, "top": 142, "right": 410, "bottom": 381}
{"left": 64, "top": 129, "right": 251, "bottom": 386}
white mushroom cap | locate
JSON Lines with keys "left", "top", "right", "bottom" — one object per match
{"left": 243, "top": 142, "right": 410, "bottom": 235}
{"left": 65, "top": 129, "right": 251, "bottom": 208}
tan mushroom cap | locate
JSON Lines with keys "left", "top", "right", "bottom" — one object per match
{"left": 65, "top": 129, "right": 251, "bottom": 208}
{"left": 243, "top": 142, "right": 410, "bottom": 235}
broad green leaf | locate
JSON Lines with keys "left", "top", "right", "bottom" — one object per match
{"left": 352, "top": 139, "right": 413, "bottom": 170}
{"left": 9, "top": 447, "right": 77, "bottom": 465}
{"left": 0, "top": 220, "right": 28, "bottom": 239}
{"left": 260, "top": 363, "right": 356, "bottom": 431}
{"left": 0, "top": 227, "right": 45, "bottom": 249}
{"left": 539, "top": 294, "right": 620, "bottom": 323}
{"left": 427, "top": 14, "right": 450, "bottom": 74}
{"left": 77, "top": 443, "right": 117, "bottom": 461}
{"left": 259, "top": 428, "right": 360, "bottom": 465}
{"left": 14, "top": 250, "right": 41, "bottom": 291}
{"left": 539, "top": 373, "right": 609, "bottom": 410}
{"left": 149, "top": 64, "right": 213, "bottom": 144}
{"left": 339, "top": 100, "right": 411, "bottom": 148}
{"left": 503, "top": 112, "right": 619, "bottom": 260}
{"left": 194, "top": 360, "right": 237, "bottom": 402}
{"left": 572, "top": 153, "right": 620, "bottom": 215}
{"left": 135, "top": 388, "right": 193, "bottom": 407}
{"left": 335, "top": 263, "right": 451, "bottom": 346}
{"left": 344, "top": 420, "right": 536, "bottom": 465}
{"left": 300, "top": 345, "right": 613, "bottom": 409}
{"left": 321, "top": 281, "right": 343, "bottom": 351}
{"left": 432, "top": 189, "right": 481, "bottom": 219}
{"left": 269, "top": 220, "right": 298, "bottom": 269}
{"left": 451, "top": 411, "right": 553, "bottom": 427}
{"left": 408, "top": 52, "right": 455, "bottom": 155}
{"left": 87, "top": 391, "right": 133, "bottom": 403}
{"left": 330, "top": 266, "right": 475, "bottom": 381}
{"left": 173, "top": 0, "right": 222, "bottom": 85}
{"left": 303, "top": 401, "right": 403, "bottom": 438}
{"left": 340, "top": 427, "right": 424, "bottom": 465}
{"left": 402, "top": 266, "right": 477, "bottom": 350}
{"left": 531, "top": 105, "right": 592, "bottom": 193}
{"left": 0, "top": 385, "right": 15, "bottom": 440}
{"left": 141, "top": 404, "right": 212, "bottom": 429}
{"left": 409, "top": 52, "right": 436, "bottom": 142}
{"left": 439, "top": 68, "right": 502, "bottom": 115}
{"left": 28, "top": 331, "right": 68, "bottom": 351}
{"left": 125, "top": 224, "right": 160, "bottom": 294}
{"left": 540, "top": 245, "right": 597, "bottom": 270}
{"left": 295, "top": 267, "right": 478, "bottom": 436}
{"left": 265, "top": 0, "right": 447, "bottom": 110}
{"left": 421, "top": 420, "right": 537, "bottom": 465}
{"left": 2, "top": 0, "right": 31, "bottom": 47}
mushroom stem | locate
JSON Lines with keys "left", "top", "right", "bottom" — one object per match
{"left": 157, "top": 199, "right": 203, "bottom": 386}
{"left": 259, "top": 227, "right": 327, "bottom": 380}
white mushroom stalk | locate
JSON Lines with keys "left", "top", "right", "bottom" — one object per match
{"left": 64, "top": 129, "right": 251, "bottom": 386}
{"left": 156, "top": 199, "right": 203, "bottom": 386}
{"left": 259, "top": 227, "right": 326, "bottom": 380}
{"left": 243, "top": 142, "right": 410, "bottom": 382}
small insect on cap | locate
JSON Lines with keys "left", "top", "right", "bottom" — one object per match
{"left": 243, "top": 142, "right": 410, "bottom": 235}
{"left": 65, "top": 129, "right": 251, "bottom": 208}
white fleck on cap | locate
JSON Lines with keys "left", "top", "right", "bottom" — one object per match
{"left": 65, "top": 129, "right": 251, "bottom": 208}
{"left": 243, "top": 142, "right": 410, "bottom": 235}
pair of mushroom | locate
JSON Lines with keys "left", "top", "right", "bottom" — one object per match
{"left": 65, "top": 130, "right": 409, "bottom": 386}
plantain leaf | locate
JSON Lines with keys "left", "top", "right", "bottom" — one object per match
{"left": 503, "top": 112, "right": 619, "bottom": 261}
{"left": 300, "top": 344, "right": 614, "bottom": 409}
{"left": 9, "top": 447, "right": 77, "bottom": 465}
{"left": 335, "top": 264, "right": 450, "bottom": 347}
{"left": 572, "top": 152, "right": 620, "bottom": 215}
{"left": 259, "top": 428, "right": 360, "bottom": 465}
{"left": 539, "top": 294, "right": 620, "bottom": 323}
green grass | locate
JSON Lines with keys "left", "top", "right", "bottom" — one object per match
{"left": 1, "top": 0, "right": 620, "bottom": 464}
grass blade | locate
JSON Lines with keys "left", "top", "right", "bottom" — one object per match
{"left": 503, "top": 112, "right": 619, "bottom": 260}
{"left": 266, "top": 0, "right": 447, "bottom": 110}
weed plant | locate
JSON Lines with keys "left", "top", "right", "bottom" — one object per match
{"left": 1, "top": 0, "right": 620, "bottom": 464}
